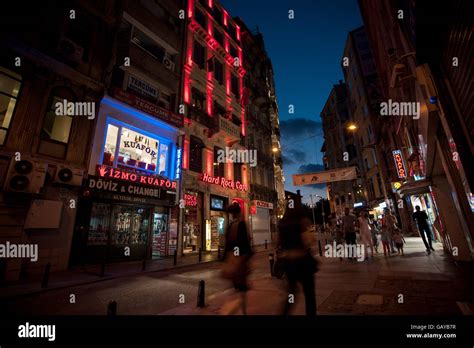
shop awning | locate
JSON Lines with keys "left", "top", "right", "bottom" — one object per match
{"left": 397, "top": 179, "right": 432, "bottom": 197}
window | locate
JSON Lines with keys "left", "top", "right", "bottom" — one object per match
{"left": 367, "top": 126, "right": 372, "bottom": 140}
{"left": 214, "top": 30, "right": 224, "bottom": 47}
{"left": 158, "top": 91, "right": 171, "bottom": 109}
{"left": 364, "top": 157, "right": 370, "bottom": 170}
{"left": 131, "top": 26, "right": 166, "bottom": 61}
{"left": 234, "top": 163, "right": 242, "bottom": 183}
{"left": 102, "top": 122, "right": 172, "bottom": 176}
{"left": 193, "top": 40, "right": 206, "bottom": 69}
{"left": 357, "top": 85, "right": 363, "bottom": 100}
{"left": 363, "top": 105, "right": 369, "bottom": 117}
{"left": 191, "top": 88, "right": 205, "bottom": 111}
{"left": 214, "top": 102, "right": 226, "bottom": 117}
{"left": 195, "top": 8, "right": 207, "bottom": 28}
{"left": 376, "top": 174, "right": 382, "bottom": 197}
{"left": 41, "top": 88, "right": 75, "bottom": 144}
{"left": 64, "top": 11, "right": 92, "bottom": 62}
{"left": 231, "top": 74, "right": 239, "bottom": 98}
{"left": 340, "top": 195, "right": 346, "bottom": 204}
{"left": 189, "top": 136, "right": 203, "bottom": 173}
{"left": 0, "top": 68, "right": 21, "bottom": 145}
{"left": 213, "top": 6, "right": 223, "bottom": 24}
{"left": 214, "top": 59, "right": 224, "bottom": 85}
{"left": 214, "top": 146, "right": 225, "bottom": 177}
{"left": 228, "top": 23, "right": 237, "bottom": 41}
{"left": 229, "top": 45, "right": 238, "bottom": 59}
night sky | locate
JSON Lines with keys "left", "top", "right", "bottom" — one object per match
{"left": 220, "top": 0, "right": 363, "bottom": 204}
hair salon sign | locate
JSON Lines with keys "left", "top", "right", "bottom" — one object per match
{"left": 96, "top": 165, "right": 177, "bottom": 190}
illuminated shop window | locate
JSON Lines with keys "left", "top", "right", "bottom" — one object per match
{"left": 102, "top": 121, "right": 172, "bottom": 176}
{"left": 0, "top": 67, "right": 21, "bottom": 145}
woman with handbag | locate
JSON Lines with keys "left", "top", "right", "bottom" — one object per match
{"left": 221, "top": 202, "right": 253, "bottom": 314}
{"left": 278, "top": 202, "right": 318, "bottom": 316}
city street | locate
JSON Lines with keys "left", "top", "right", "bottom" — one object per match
{"left": 3, "top": 237, "right": 474, "bottom": 316}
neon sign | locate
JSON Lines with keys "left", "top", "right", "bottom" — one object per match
{"left": 184, "top": 193, "right": 198, "bottom": 207}
{"left": 392, "top": 150, "right": 407, "bottom": 179}
{"left": 97, "top": 165, "right": 177, "bottom": 190}
{"left": 200, "top": 173, "right": 247, "bottom": 191}
{"left": 176, "top": 148, "right": 182, "bottom": 179}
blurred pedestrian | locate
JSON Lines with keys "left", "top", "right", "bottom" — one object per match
{"left": 278, "top": 201, "right": 318, "bottom": 316}
{"left": 221, "top": 202, "right": 253, "bottom": 315}
{"left": 380, "top": 225, "right": 391, "bottom": 257}
{"left": 393, "top": 228, "right": 405, "bottom": 256}
{"left": 412, "top": 205, "right": 435, "bottom": 254}
{"left": 382, "top": 208, "right": 398, "bottom": 253}
{"left": 342, "top": 207, "right": 357, "bottom": 260}
{"left": 358, "top": 211, "right": 374, "bottom": 259}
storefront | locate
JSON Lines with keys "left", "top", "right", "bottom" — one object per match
{"left": 208, "top": 195, "right": 228, "bottom": 251}
{"left": 70, "top": 95, "right": 182, "bottom": 264}
{"left": 249, "top": 200, "right": 273, "bottom": 246}
{"left": 183, "top": 191, "right": 203, "bottom": 254}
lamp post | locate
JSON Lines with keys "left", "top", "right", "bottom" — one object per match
{"left": 315, "top": 194, "right": 326, "bottom": 231}
{"left": 309, "top": 194, "right": 317, "bottom": 232}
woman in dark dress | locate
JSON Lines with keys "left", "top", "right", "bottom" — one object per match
{"left": 278, "top": 202, "right": 318, "bottom": 316}
{"left": 222, "top": 202, "right": 253, "bottom": 314}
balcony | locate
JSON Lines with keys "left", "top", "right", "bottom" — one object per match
{"left": 210, "top": 115, "right": 241, "bottom": 142}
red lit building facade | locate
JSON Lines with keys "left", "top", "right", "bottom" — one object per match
{"left": 178, "top": 0, "right": 250, "bottom": 255}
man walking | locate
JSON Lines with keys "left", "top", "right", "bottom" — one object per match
{"left": 412, "top": 205, "right": 435, "bottom": 254}
{"left": 342, "top": 207, "right": 357, "bottom": 260}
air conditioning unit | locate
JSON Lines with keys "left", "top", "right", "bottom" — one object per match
{"left": 163, "top": 56, "right": 175, "bottom": 71}
{"left": 57, "top": 37, "right": 84, "bottom": 63}
{"left": 53, "top": 165, "right": 84, "bottom": 186}
{"left": 3, "top": 157, "right": 47, "bottom": 194}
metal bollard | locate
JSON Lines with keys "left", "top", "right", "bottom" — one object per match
{"left": 197, "top": 280, "right": 205, "bottom": 307}
{"left": 107, "top": 301, "right": 117, "bottom": 316}
{"left": 173, "top": 249, "right": 177, "bottom": 266}
{"left": 269, "top": 253, "right": 275, "bottom": 277}
{"left": 217, "top": 245, "right": 221, "bottom": 260}
{"left": 318, "top": 240, "right": 323, "bottom": 257}
{"left": 41, "top": 262, "right": 51, "bottom": 289}
{"left": 265, "top": 240, "right": 268, "bottom": 249}
{"left": 198, "top": 248, "right": 202, "bottom": 262}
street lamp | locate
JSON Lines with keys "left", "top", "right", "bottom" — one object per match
{"left": 272, "top": 147, "right": 278, "bottom": 153}
{"left": 347, "top": 123, "right": 358, "bottom": 131}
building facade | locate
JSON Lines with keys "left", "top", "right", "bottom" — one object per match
{"left": 0, "top": 0, "right": 121, "bottom": 279}
{"left": 236, "top": 22, "right": 280, "bottom": 244}
{"left": 71, "top": 0, "right": 185, "bottom": 264}
{"left": 320, "top": 81, "right": 363, "bottom": 218}
{"left": 358, "top": 0, "right": 474, "bottom": 260}
{"left": 178, "top": 0, "right": 249, "bottom": 254}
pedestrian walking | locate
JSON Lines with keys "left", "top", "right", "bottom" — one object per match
{"left": 380, "top": 226, "right": 391, "bottom": 257}
{"left": 221, "top": 202, "right": 253, "bottom": 315}
{"left": 278, "top": 201, "right": 318, "bottom": 316}
{"left": 382, "top": 209, "right": 398, "bottom": 253}
{"left": 358, "top": 211, "right": 374, "bottom": 259}
{"left": 412, "top": 205, "right": 435, "bottom": 254}
{"left": 393, "top": 229, "right": 405, "bottom": 255}
{"left": 342, "top": 207, "right": 357, "bottom": 260}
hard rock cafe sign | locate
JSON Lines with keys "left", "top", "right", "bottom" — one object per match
{"left": 199, "top": 173, "right": 247, "bottom": 191}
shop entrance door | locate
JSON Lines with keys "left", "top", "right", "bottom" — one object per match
{"left": 152, "top": 207, "right": 169, "bottom": 259}
{"left": 210, "top": 215, "right": 226, "bottom": 251}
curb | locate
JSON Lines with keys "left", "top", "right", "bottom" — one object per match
{"left": 0, "top": 247, "right": 276, "bottom": 301}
